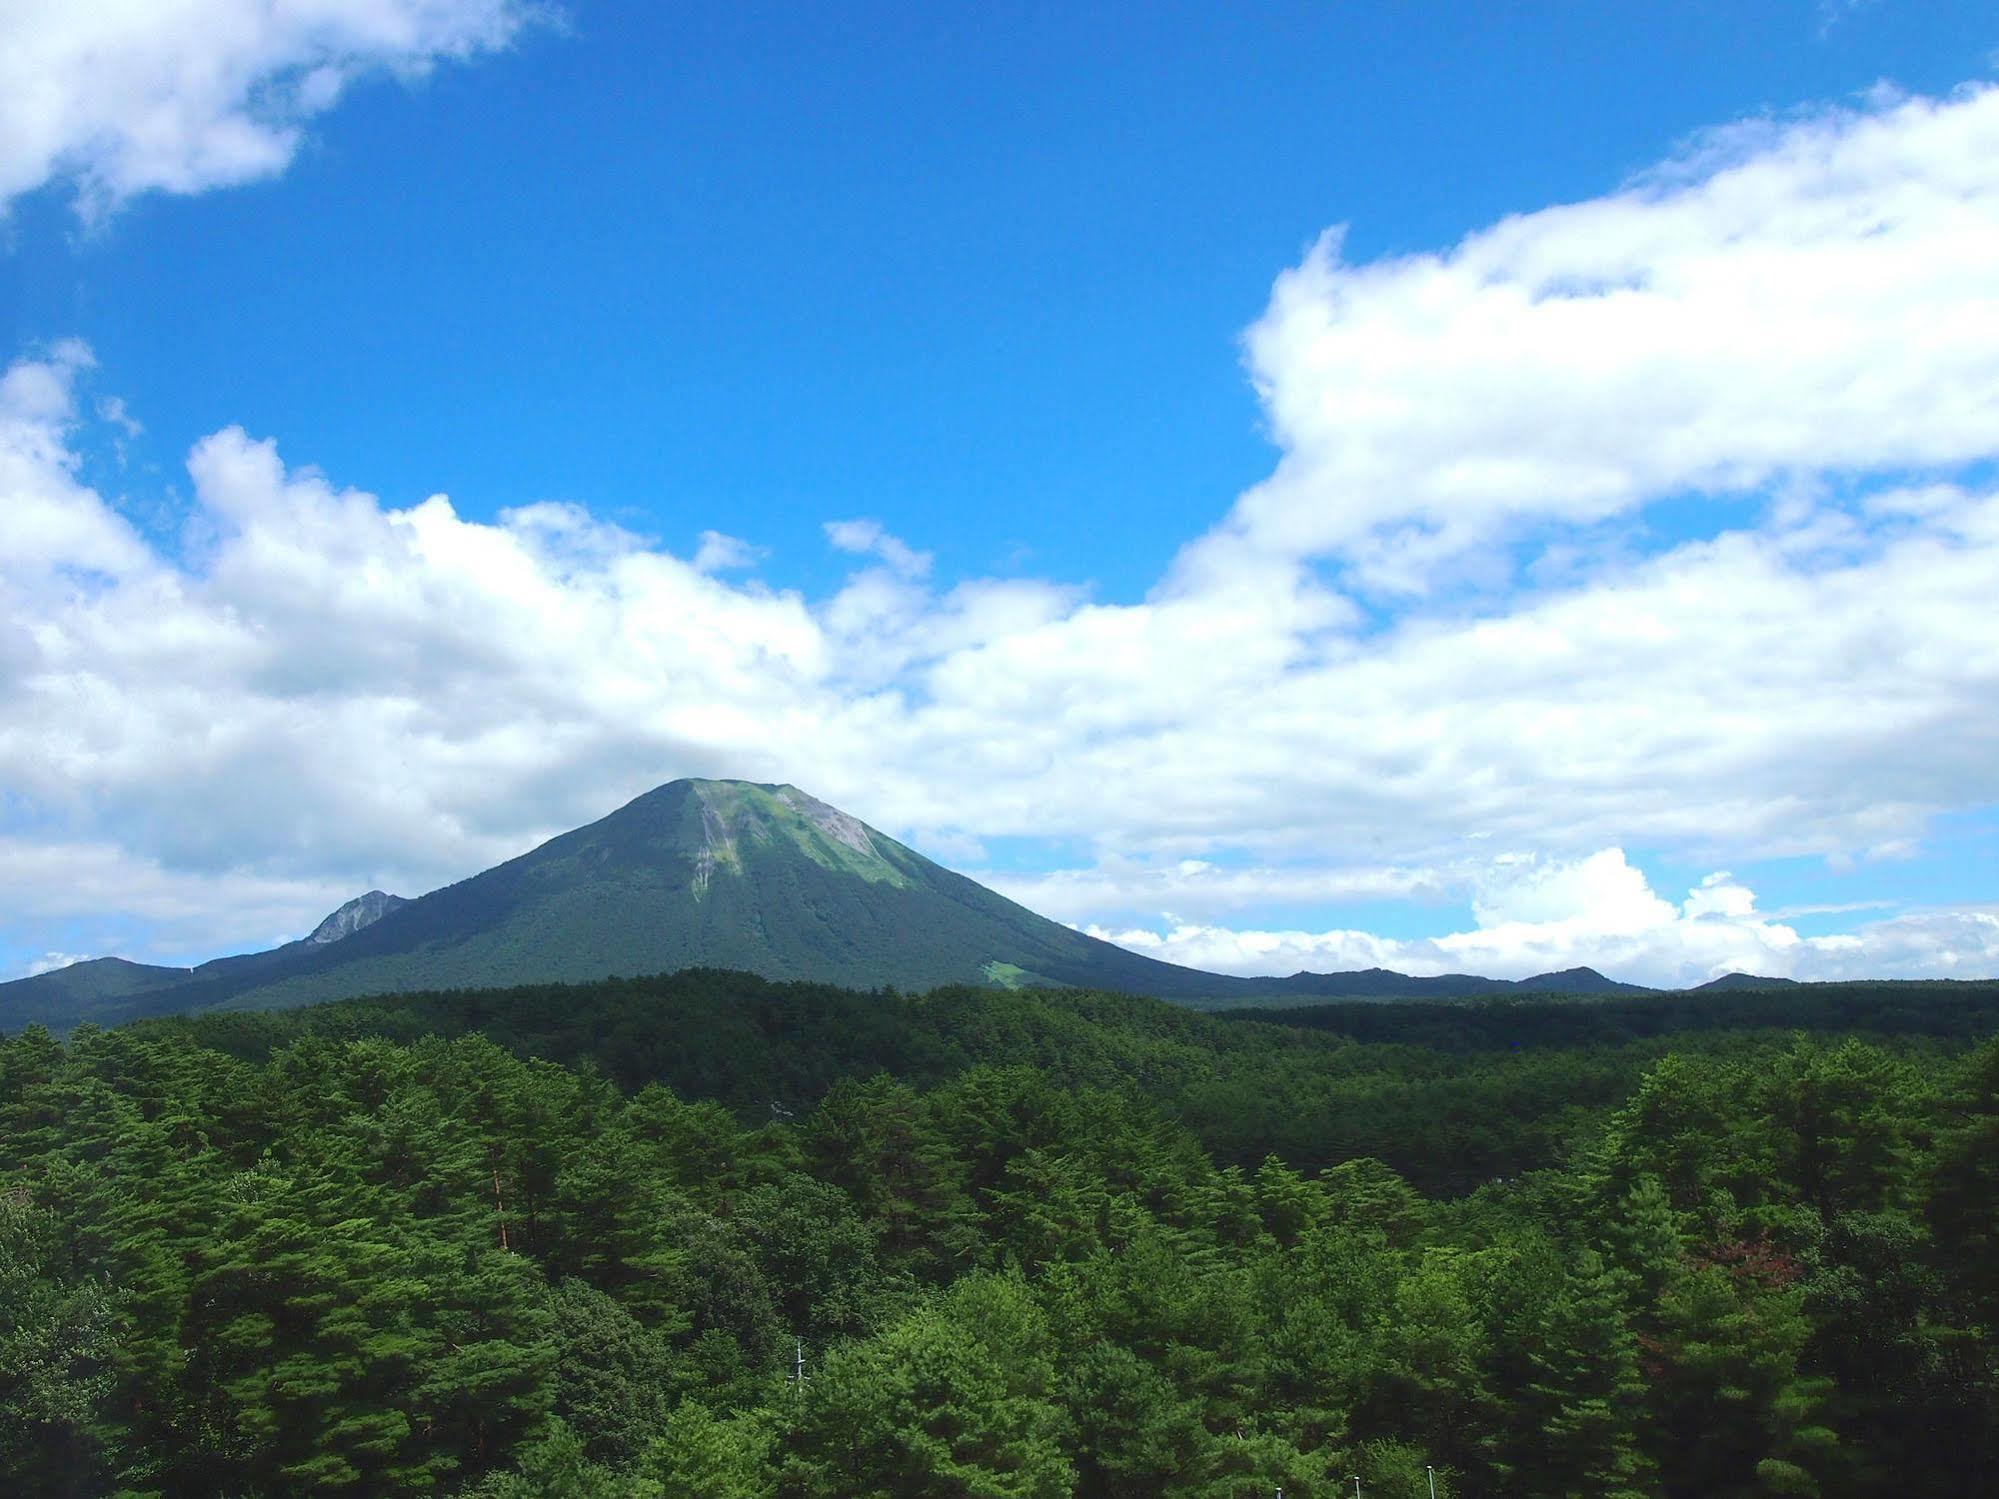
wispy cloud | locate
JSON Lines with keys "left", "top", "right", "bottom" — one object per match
{"left": 1817, "top": 0, "right": 1879, "bottom": 40}
{"left": 824, "top": 518, "right": 933, "bottom": 578}
{"left": 692, "top": 530, "right": 764, "bottom": 573}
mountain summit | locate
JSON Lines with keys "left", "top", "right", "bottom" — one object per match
{"left": 0, "top": 779, "right": 1655, "bottom": 1031}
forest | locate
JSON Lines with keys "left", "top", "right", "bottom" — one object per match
{"left": 4, "top": 971, "right": 1999, "bottom": 1496}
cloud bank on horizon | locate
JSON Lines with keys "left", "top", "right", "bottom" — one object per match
{"left": 3, "top": 20, "right": 1998, "bottom": 988}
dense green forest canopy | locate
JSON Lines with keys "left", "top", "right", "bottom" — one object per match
{"left": 5, "top": 971, "right": 1998, "bottom": 1495}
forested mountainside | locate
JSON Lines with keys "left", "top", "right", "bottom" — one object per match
{"left": 6, "top": 974, "right": 1999, "bottom": 1496}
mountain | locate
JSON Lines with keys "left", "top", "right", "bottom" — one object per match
{"left": 2, "top": 781, "right": 1242, "bottom": 1030}
{"left": 1191, "top": 963, "right": 1655, "bottom": 1011}
{"left": 0, "top": 778, "right": 1656, "bottom": 1032}
{"left": 1, "top": 889, "right": 413, "bottom": 1036}
{"left": 0, "top": 956, "right": 198, "bottom": 1032}
{"left": 1693, "top": 972, "right": 1801, "bottom": 991}
{"left": 1515, "top": 966, "right": 1654, "bottom": 995}
{"left": 1240, "top": 967, "right": 1517, "bottom": 999}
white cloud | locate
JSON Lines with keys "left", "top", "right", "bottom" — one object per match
{"left": 986, "top": 857, "right": 1450, "bottom": 926}
{"left": 4, "top": 81, "right": 1999, "bottom": 981}
{"left": 23, "top": 953, "right": 94, "bottom": 979}
{"left": 0, "top": 342, "right": 156, "bottom": 579}
{"left": 0, "top": 836, "right": 355, "bottom": 957}
{"left": 1683, "top": 871, "right": 1757, "bottom": 921}
{"left": 0, "top": 0, "right": 537, "bottom": 219}
{"left": 94, "top": 396, "right": 143, "bottom": 439}
{"left": 692, "top": 530, "right": 762, "bottom": 573}
{"left": 1176, "top": 83, "right": 1999, "bottom": 595}
{"left": 824, "top": 518, "right": 933, "bottom": 578}
{"left": 1471, "top": 848, "right": 1672, "bottom": 932}
{"left": 1091, "top": 851, "right": 1999, "bottom": 989}
{"left": 0, "top": 365, "right": 838, "bottom": 904}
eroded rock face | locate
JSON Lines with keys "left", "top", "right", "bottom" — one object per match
{"left": 774, "top": 784, "right": 878, "bottom": 857}
{"left": 686, "top": 779, "right": 910, "bottom": 888}
{"left": 306, "top": 890, "right": 408, "bottom": 945}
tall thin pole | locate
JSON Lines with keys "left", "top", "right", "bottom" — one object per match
{"left": 1427, "top": 1466, "right": 1437, "bottom": 1499}
{"left": 1353, "top": 1478, "right": 1362, "bottom": 1499}
{"left": 793, "top": 1338, "right": 804, "bottom": 1404}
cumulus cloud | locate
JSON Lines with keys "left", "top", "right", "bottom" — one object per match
{"left": 0, "top": 341, "right": 156, "bottom": 579}
{"left": 5, "top": 82, "right": 1999, "bottom": 979}
{"left": 1177, "top": 82, "right": 1999, "bottom": 594}
{"left": 0, "top": 0, "right": 538, "bottom": 219}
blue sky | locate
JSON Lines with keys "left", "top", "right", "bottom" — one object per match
{"left": 13, "top": 2, "right": 1991, "bottom": 592}
{"left": 2, "top": 0, "right": 1998, "bottom": 985}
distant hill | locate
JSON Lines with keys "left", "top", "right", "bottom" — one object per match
{"left": 1195, "top": 964, "right": 1655, "bottom": 1011}
{"left": 1, "top": 778, "right": 1661, "bottom": 1033}
{"left": 1256, "top": 964, "right": 1650, "bottom": 998}
{"left": 1693, "top": 972, "right": 1802, "bottom": 992}
{"left": 1517, "top": 966, "right": 1653, "bottom": 995}
{"left": 0, "top": 888, "right": 413, "bottom": 1034}
{"left": 0, "top": 956, "right": 198, "bottom": 1030}
{"left": 1232, "top": 966, "right": 1516, "bottom": 1000}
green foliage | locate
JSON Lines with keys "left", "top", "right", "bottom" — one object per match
{"left": 3, "top": 971, "right": 1998, "bottom": 1494}
{"left": 0, "top": 1195, "right": 118, "bottom": 1496}
{"left": 636, "top": 1399, "right": 774, "bottom": 1496}
{"left": 784, "top": 1271, "right": 1073, "bottom": 1497}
